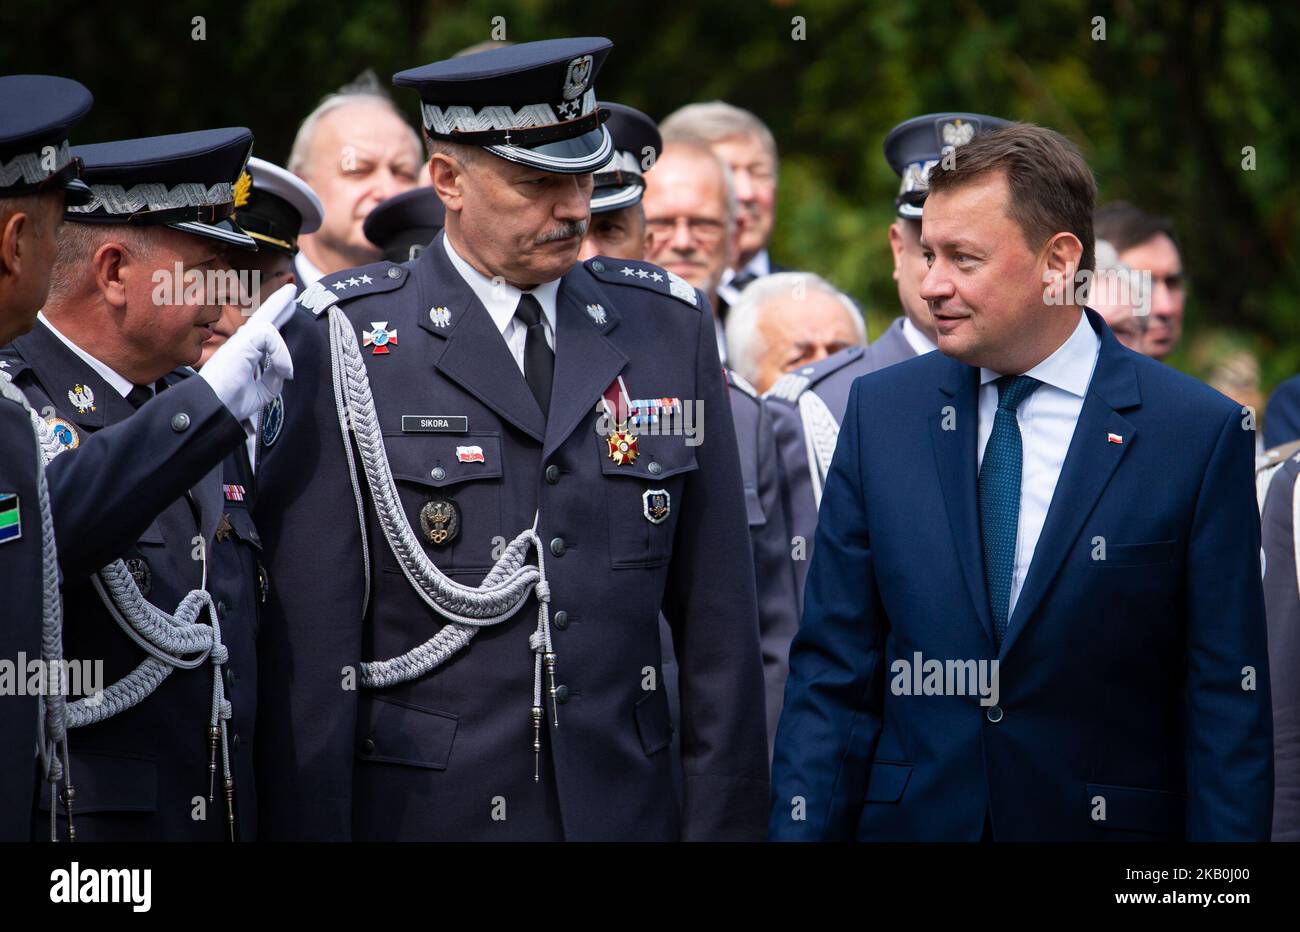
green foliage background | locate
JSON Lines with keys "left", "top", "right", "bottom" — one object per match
{"left": 4, "top": 0, "right": 1297, "bottom": 384}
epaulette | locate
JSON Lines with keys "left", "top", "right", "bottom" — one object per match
{"left": 0, "top": 352, "right": 30, "bottom": 384}
{"left": 765, "top": 345, "right": 870, "bottom": 404}
{"left": 297, "top": 261, "right": 410, "bottom": 317}
{"left": 583, "top": 256, "right": 701, "bottom": 309}
{"left": 724, "top": 368, "right": 759, "bottom": 400}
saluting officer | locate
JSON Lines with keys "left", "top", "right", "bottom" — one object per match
{"left": 1, "top": 127, "right": 293, "bottom": 840}
{"left": 254, "top": 38, "right": 769, "bottom": 841}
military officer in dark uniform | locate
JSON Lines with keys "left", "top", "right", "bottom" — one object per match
{"left": 1, "top": 127, "right": 294, "bottom": 840}
{"left": 577, "top": 102, "right": 658, "bottom": 263}
{"left": 254, "top": 38, "right": 769, "bottom": 841}
{"left": 363, "top": 187, "right": 446, "bottom": 264}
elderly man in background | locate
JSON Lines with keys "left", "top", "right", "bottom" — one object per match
{"left": 288, "top": 72, "right": 422, "bottom": 286}
{"left": 660, "top": 101, "right": 785, "bottom": 313}
{"left": 726, "top": 272, "right": 866, "bottom": 395}
{"left": 641, "top": 140, "right": 737, "bottom": 362}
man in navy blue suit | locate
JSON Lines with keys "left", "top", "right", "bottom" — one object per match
{"left": 769, "top": 123, "right": 1273, "bottom": 841}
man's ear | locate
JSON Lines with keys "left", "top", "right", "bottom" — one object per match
{"left": 888, "top": 221, "right": 905, "bottom": 280}
{"left": 0, "top": 210, "right": 29, "bottom": 277}
{"left": 1043, "top": 231, "right": 1084, "bottom": 304}
{"left": 91, "top": 240, "right": 130, "bottom": 310}
{"left": 428, "top": 154, "right": 465, "bottom": 213}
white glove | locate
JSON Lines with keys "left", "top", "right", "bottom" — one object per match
{"left": 199, "top": 282, "right": 297, "bottom": 424}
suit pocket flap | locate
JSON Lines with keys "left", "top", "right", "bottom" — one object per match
{"left": 358, "top": 695, "right": 458, "bottom": 769}
{"left": 39, "top": 750, "right": 157, "bottom": 814}
{"left": 225, "top": 508, "right": 262, "bottom": 549}
{"left": 1090, "top": 539, "right": 1178, "bottom": 567}
{"left": 634, "top": 688, "right": 672, "bottom": 756}
{"left": 1086, "top": 783, "right": 1184, "bottom": 834}
{"left": 863, "top": 760, "right": 913, "bottom": 803}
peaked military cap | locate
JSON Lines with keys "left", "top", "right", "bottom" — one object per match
{"left": 233, "top": 156, "right": 323, "bottom": 255}
{"left": 590, "top": 102, "right": 661, "bottom": 214}
{"left": 363, "top": 187, "right": 446, "bottom": 263}
{"left": 0, "top": 74, "right": 93, "bottom": 205}
{"left": 883, "top": 112, "right": 1008, "bottom": 219}
{"left": 65, "top": 127, "right": 257, "bottom": 249}
{"left": 393, "top": 37, "right": 614, "bottom": 174}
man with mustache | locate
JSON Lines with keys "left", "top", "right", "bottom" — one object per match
{"left": 254, "top": 38, "right": 768, "bottom": 841}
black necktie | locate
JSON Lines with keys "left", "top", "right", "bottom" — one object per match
{"left": 126, "top": 385, "right": 153, "bottom": 409}
{"left": 514, "top": 293, "right": 553, "bottom": 417}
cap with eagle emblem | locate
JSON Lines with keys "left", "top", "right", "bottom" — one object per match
{"left": 231, "top": 156, "right": 323, "bottom": 256}
{"left": 393, "top": 37, "right": 614, "bottom": 174}
{"left": 883, "top": 112, "right": 1009, "bottom": 219}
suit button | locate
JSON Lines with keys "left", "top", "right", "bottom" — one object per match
{"left": 550, "top": 537, "right": 565, "bottom": 557}
{"left": 545, "top": 464, "right": 561, "bottom": 484}
{"left": 361, "top": 738, "right": 375, "bottom": 755}
{"left": 554, "top": 685, "right": 570, "bottom": 704}
{"left": 590, "top": 260, "right": 606, "bottom": 273}
{"left": 170, "top": 413, "right": 190, "bottom": 432}
{"left": 647, "top": 461, "right": 662, "bottom": 476}
{"left": 431, "top": 466, "right": 446, "bottom": 481}
{"left": 986, "top": 705, "right": 1004, "bottom": 723}
{"left": 553, "top": 610, "right": 569, "bottom": 630}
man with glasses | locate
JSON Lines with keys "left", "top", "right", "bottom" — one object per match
{"left": 641, "top": 141, "right": 737, "bottom": 362}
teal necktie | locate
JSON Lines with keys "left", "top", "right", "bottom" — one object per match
{"left": 979, "top": 375, "right": 1042, "bottom": 643}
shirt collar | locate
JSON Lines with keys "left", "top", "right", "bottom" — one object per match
{"left": 294, "top": 250, "right": 325, "bottom": 287}
{"left": 900, "top": 316, "right": 938, "bottom": 356}
{"left": 37, "top": 311, "right": 138, "bottom": 399}
{"left": 979, "top": 310, "right": 1099, "bottom": 397}
{"left": 442, "top": 234, "right": 559, "bottom": 338}
{"left": 722, "top": 249, "right": 771, "bottom": 287}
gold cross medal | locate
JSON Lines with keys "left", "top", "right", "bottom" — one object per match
{"left": 602, "top": 376, "right": 638, "bottom": 465}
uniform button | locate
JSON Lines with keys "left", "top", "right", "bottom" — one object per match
{"left": 170, "top": 412, "right": 190, "bottom": 432}
{"left": 553, "top": 610, "right": 569, "bottom": 630}
{"left": 554, "top": 685, "right": 570, "bottom": 704}
{"left": 550, "top": 537, "right": 566, "bottom": 557}
{"left": 224, "top": 667, "right": 237, "bottom": 686}
{"left": 590, "top": 260, "right": 606, "bottom": 273}
{"left": 544, "top": 464, "right": 561, "bottom": 484}
{"left": 431, "top": 466, "right": 446, "bottom": 481}
{"left": 386, "top": 266, "right": 401, "bottom": 279}
{"left": 647, "top": 461, "right": 662, "bottom": 476}
{"left": 217, "top": 599, "right": 228, "bottom": 618}
{"left": 232, "top": 733, "right": 241, "bottom": 752}
{"left": 986, "top": 705, "right": 1004, "bottom": 723}
{"left": 360, "top": 738, "right": 375, "bottom": 755}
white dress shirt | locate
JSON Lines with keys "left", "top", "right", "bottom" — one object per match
{"left": 717, "top": 248, "right": 772, "bottom": 307}
{"left": 901, "top": 317, "right": 939, "bottom": 356}
{"left": 443, "top": 235, "right": 557, "bottom": 375}
{"left": 976, "top": 311, "right": 1100, "bottom": 617}
{"left": 38, "top": 312, "right": 140, "bottom": 400}
{"left": 293, "top": 250, "right": 325, "bottom": 288}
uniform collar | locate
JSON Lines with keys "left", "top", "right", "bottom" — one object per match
{"left": 37, "top": 312, "right": 138, "bottom": 399}
{"left": 442, "top": 233, "right": 559, "bottom": 339}
{"left": 979, "top": 309, "right": 1099, "bottom": 397}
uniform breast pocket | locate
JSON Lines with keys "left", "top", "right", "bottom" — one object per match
{"left": 598, "top": 433, "right": 698, "bottom": 569}
{"left": 383, "top": 432, "right": 504, "bottom": 573}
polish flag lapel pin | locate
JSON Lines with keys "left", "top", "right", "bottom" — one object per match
{"left": 1107, "top": 432, "right": 1124, "bottom": 444}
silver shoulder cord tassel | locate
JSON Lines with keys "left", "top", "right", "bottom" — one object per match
{"left": 327, "top": 308, "right": 558, "bottom": 780}
{"left": 28, "top": 384, "right": 236, "bottom": 840}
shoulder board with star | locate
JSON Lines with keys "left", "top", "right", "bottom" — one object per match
{"left": 297, "top": 261, "right": 409, "bottom": 317}
{"left": 583, "top": 257, "right": 702, "bottom": 310}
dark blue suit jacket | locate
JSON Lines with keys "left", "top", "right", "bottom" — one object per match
{"left": 770, "top": 310, "right": 1273, "bottom": 841}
